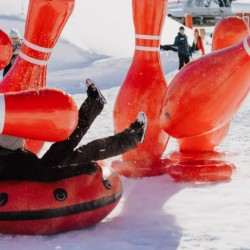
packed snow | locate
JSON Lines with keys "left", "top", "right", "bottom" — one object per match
{"left": 232, "top": 0, "right": 250, "bottom": 14}
{"left": 0, "top": 0, "right": 250, "bottom": 250}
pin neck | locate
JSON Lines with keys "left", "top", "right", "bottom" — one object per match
{"left": 135, "top": 34, "right": 161, "bottom": 40}
{"left": 19, "top": 38, "right": 52, "bottom": 66}
{"left": 135, "top": 46, "right": 160, "bottom": 52}
{"left": 135, "top": 34, "right": 160, "bottom": 52}
{"left": 23, "top": 39, "right": 53, "bottom": 53}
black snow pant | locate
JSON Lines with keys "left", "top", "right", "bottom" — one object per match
{"left": 178, "top": 54, "right": 190, "bottom": 70}
{"left": 0, "top": 97, "right": 138, "bottom": 182}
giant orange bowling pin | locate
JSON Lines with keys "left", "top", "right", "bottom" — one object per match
{"left": 0, "top": 0, "right": 74, "bottom": 92}
{"left": 170, "top": 16, "right": 250, "bottom": 162}
{"left": 112, "top": 0, "right": 169, "bottom": 177}
{"left": 160, "top": 35, "right": 250, "bottom": 139}
{"left": 0, "top": 0, "right": 75, "bottom": 154}
{"left": 162, "top": 22, "right": 249, "bottom": 182}
{"left": 0, "top": 30, "right": 12, "bottom": 70}
{"left": 0, "top": 89, "right": 78, "bottom": 141}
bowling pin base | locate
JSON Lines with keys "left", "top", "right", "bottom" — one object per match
{"left": 167, "top": 159, "right": 236, "bottom": 182}
{"left": 111, "top": 158, "right": 171, "bottom": 177}
{"left": 169, "top": 150, "right": 226, "bottom": 162}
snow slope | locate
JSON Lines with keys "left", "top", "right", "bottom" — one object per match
{"left": 1, "top": 0, "right": 198, "bottom": 93}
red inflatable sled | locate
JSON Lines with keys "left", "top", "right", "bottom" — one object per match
{"left": 0, "top": 165, "right": 122, "bottom": 235}
{"left": 0, "top": 90, "right": 122, "bottom": 235}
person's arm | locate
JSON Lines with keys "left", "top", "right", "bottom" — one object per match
{"left": 12, "top": 40, "right": 22, "bottom": 55}
{"left": 160, "top": 44, "right": 177, "bottom": 52}
{"left": 174, "top": 36, "right": 179, "bottom": 47}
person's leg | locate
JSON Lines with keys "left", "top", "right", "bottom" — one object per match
{"left": 184, "top": 55, "right": 190, "bottom": 65}
{"left": 22, "top": 112, "right": 146, "bottom": 181}
{"left": 64, "top": 131, "right": 137, "bottom": 164}
{"left": 62, "top": 112, "right": 147, "bottom": 165}
{"left": 179, "top": 54, "right": 185, "bottom": 70}
{"left": 40, "top": 161, "right": 99, "bottom": 182}
{"left": 41, "top": 81, "right": 106, "bottom": 167}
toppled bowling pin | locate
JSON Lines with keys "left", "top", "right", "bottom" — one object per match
{"left": 164, "top": 19, "right": 249, "bottom": 182}
{"left": 0, "top": 89, "right": 77, "bottom": 141}
{"left": 160, "top": 36, "right": 250, "bottom": 139}
{"left": 171, "top": 16, "right": 249, "bottom": 161}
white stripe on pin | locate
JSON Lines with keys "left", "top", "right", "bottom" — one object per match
{"left": 243, "top": 37, "right": 250, "bottom": 56}
{"left": 23, "top": 39, "right": 53, "bottom": 53}
{"left": 135, "top": 45, "right": 160, "bottom": 52}
{"left": 135, "top": 34, "right": 161, "bottom": 40}
{"left": 19, "top": 51, "right": 49, "bottom": 66}
{"left": 0, "top": 94, "right": 5, "bottom": 134}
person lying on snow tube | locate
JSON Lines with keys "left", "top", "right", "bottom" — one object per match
{"left": 0, "top": 79, "right": 147, "bottom": 182}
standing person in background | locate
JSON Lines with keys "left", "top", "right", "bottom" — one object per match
{"left": 191, "top": 28, "right": 205, "bottom": 55}
{"left": 3, "top": 28, "right": 22, "bottom": 77}
{"left": 174, "top": 26, "right": 191, "bottom": 70}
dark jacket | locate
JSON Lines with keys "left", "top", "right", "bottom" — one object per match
{"left": 3, "top": 54, "right": 18, "bottom": 77}
{"left": 3, "top": 39, "right": 22, "bottom": 77}
{"left": 174, "top": 32, "right": 190, "bottom": 56}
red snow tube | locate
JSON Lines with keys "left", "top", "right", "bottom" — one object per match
{"left": 0, "top": 165, "right": 122, "bottom": 235}
{"left": 168, "top": 160, "right": 235, "bottom": 182}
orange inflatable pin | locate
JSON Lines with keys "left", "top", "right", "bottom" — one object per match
{"left": 112, "top": 0, "right": 170, "bottom": 177}
{"left": 164, "top": 17, "right": 249, "bottom": 182}
{"left": 160, "top": 36, "right": 250, "bottom": 138}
